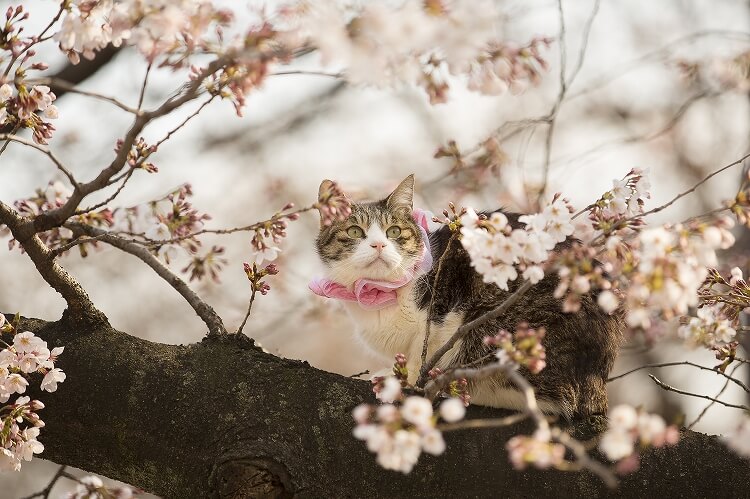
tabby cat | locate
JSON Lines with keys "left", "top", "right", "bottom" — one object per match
{"left": 313, "top": 175, "right": 623, "bottom": 419}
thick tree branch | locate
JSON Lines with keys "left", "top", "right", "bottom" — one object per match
{"left": 0, "top": 202, "right": 106, "bottom": 324}
{"left": 11, "top": 315, "right": 750, "bottom": 499}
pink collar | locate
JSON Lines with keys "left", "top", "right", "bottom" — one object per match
{"left": 309, "top": 209, "right": 433, "bottom": 310}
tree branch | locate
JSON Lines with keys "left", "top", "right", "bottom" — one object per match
{"left": 0, "top": 133, "right": 79, "bottom": 188}
{"left": 67, "top": 223, "right": 226, "bottom": 335}
{"left": 608, "top": 360, "right": 750, "bottom": 393}
{"left": 11, "top": 316, "right": 750, "bottom": 498}
{"left": 0, "top": 202, "right": 105, "bottom": 324}
{"left": 648, "top": 374, "right": 749, "bottom": 411}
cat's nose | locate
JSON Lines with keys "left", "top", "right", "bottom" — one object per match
{"left": 371, "top": 241, "right": 386, "bottom": 252}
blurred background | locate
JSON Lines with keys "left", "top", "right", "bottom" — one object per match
{"left": 2, "top": 0, "right": 750, "bottom": 495}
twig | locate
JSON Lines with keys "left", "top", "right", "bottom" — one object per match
{"left": 549, "top": 91, "right": 717, "bottom": 171}
{"left": 270, "top": 69, "right": 343, "bottom": 78}
{"left": 236, "top": 288, "right": 257, "bottom": 336}
{"left": 608, "top": 360, "right": 750, "bottom": 393}
{"left": 537, "top": 0, "right": 568, "bottom": 204}
{"left": 138, "top": 62, "right": 153, "bottom": 111}
{"left": 19, "top": 465, "right": 68, "bottom": 499}
{"left": 49, "top": 234, "right": 109, "bottom": 258}
{"left": 567, "top": 30, "right": 750, "bottom": 101}
{"left": 687, "top": 363, "right": 742, "bottom": 430}
{"left": 0, "top": 133, "right": 80, "bottom": 188}
{"left": 420, "top": 233, "right": 457, "bottom": 369}
{"left": 416, "top": 280, "right": 534, "bottom": 388}
{"left": 31, "top": 77, "right": 140, "bottom": 115}
{"left": 505, "top": 363, "right": 618, "bottom": 488}
{"left": 638, "top": 152, "right": 750, "bottom": 219}
{"left": 648, "top": 374, "right": 749, "bottom": 410}
{"left": 33, "top": 55, "right": 232, "bottom": 233}
{"left": 69, "top": 223, "right": 227, "bottom": 335}
{"left": 438, "top": 412, "right": 528, "bottom": 431}
{"left": 424, "top": 360, "right": 506, "bottom": 400}
{"left": 154, "top": 95, "right": 216, "bottom": 149}
{"left": 585, "top": 151, "right": 750, "bottom": 247}
{"left": 75, "top": 169, "right": 136, "bottom": 215}
{"left": 0, "top": 123, "right": 21, "bottom": 158}
{"left": 349, "top": 370, "right": 371, "bottom": 378}
{"left": 132, "top": 205, "right": 318, "bottom": 247}
{"left": 565, "top": 0, "right": 601, "bottom": 90}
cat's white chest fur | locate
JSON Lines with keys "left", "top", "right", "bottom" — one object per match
{"left": 341, "top": 281, "right": 464, "bottom": 383}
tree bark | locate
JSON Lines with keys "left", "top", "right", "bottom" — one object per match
{"left": 17, "top": 315, "right": 750, "bottom": 499}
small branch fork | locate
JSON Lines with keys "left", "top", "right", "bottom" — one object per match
{"left": 648, "top": 374, "right": 750, "bottom": 411}
{"left": 537, "top": 0, "right": 601, "bottom": 204}
{"left": 0, "top": 49, "right": 273, "bottom": 332}
{"left": 688, "top": 363, "right": 743, "bottom": 430}
{"left": 68, "top": 223, "right": 227, "bottom": 335}
{"left": 608, "top": 360, "right": 750, "bottom": 393}
{"left": 19, "top": 465, "right": 70, "bottom": 499}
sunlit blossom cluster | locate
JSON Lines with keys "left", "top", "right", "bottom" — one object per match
{"left": 352, "top": 395, "right": 465, "bottom": 474}
{"left": 599, "top": 405, "right": 679, "bottom": 471}
{"left": 111, "top": 184, "right": 224, "bottom": 279}
{"left": 678, "top": 304, "right": 737, "bottom": 349}
{"left": 587, "top": 169, "right": 650, "bottom": 235}
{"left": 55, "top": 0, "right": 232, "bottom": 64}
{"left": 10, "top": 180, "right": 113, "bottom": 255}
{"left": 0, "top": 314, "right": 65, "bottom": 472}
{"left": 289, "top": 1, "right": 548, "bottom": 102}
{"left": 506, "top": 428, "right": 565, "bottom": 470}
{"left": 617, "top": 221, "right": 734, "bottom": 332}
{"left": 459, "top": 195, "right": 575, "bottom": 290}
{"left": 0, "top": 83, "right": 58, "bottom": 144}
{"left": 544, "top": 170, "right": 650, "bottom": 313}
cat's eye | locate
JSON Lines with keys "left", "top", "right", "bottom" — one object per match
{"left": 386, "top": 226, "right": 402, "bottom": 238}
{"left": 347, "top": 226, "right": 365, "bottom": 238}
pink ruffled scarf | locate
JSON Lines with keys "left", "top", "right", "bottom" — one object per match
{"left": 309, "top": 210, "right": 433, "bottom": 310}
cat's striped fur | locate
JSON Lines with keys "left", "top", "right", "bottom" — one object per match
{"left": 315, "top": 175, "right": 623, "bottom": 419}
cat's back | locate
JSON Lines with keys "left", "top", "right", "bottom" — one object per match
{"left": 418, "top": 210, "right": 624, "bottom": 418}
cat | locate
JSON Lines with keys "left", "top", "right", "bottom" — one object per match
{"left": 312, "top": 174, "right": 624, "bottom": 419}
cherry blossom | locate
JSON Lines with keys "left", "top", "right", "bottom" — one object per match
{"left": 722, "top": 417, "right": 750, "bottom": 458}
{"left": 439, "top": 398, "right": 466, "bottom": 423}
{"left": 0, "top": 323, "right": 65, "bottom": 472}
{"left": 599, "top": 405, "right": 679, "bottom": 467}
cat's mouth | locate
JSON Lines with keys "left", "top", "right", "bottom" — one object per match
{"left": 365, "top": 256, "right": 391, "bottom": 268}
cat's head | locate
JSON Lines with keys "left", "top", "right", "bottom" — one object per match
{"left": 315, "top": 175, "right": 424, "bottom": 286}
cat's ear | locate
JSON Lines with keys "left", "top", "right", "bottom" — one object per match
{"left": 385, "top": 174, "right": 414, "bottom": 212}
